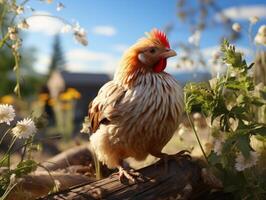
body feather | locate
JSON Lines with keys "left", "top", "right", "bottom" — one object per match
{"left": 89, "top": 72, "right": 183, "bottom": 168}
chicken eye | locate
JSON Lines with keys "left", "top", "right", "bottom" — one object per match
{"left": 149, "top": 48, "right": 156, "bottom": 54}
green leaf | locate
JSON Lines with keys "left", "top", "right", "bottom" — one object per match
{"left": 208, "top": 151, "right": 220, "bottom": 165}
{"left": 236, "top": 135, "right": 251, "bottom": 158}
{"left": 15, "top": 160, "right": 37, "bottom": 177}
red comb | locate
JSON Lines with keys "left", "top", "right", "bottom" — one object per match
{"left": 150, "top": 29, "right": 170, "bottom": 48}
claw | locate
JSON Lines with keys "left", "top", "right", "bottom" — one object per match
{"left": 173, "top": 150, "right": 191, "bottom": 160}
{"left": 113, "top": 167, "right": 144, "bottom": 184}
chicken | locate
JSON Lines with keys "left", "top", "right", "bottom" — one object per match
{"left": 87, "top": 29, "right": 184, "bottom": 183}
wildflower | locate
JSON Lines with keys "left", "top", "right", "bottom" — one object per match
{"left": 235, "top": 151, "right": 258, "bottom": 171}
{"left": 73, "top": 23, "right": 88, "bottom": 46}
{"left": 12, "top": 39, "right": 22, "bottom": 51}
{"left": 38, "top": 93, "right": 49, "bottom": 102}
{"left": 249, "top": 16, "right": 259, "bottom": 24}
{"left": 232, "top": 23, "right": 241, "bottom": 32}
{"left": 67, "top": 88, "right": 81, "bottom": 99}
{"left": 213, "top": 139, "right": 224, "bottom": 155}
{"left": 211, "top": 51, "right": 220, "bottom": 62}
{"left": 193, "top": 112, "right": 201, "bottom": 120}
{"left": 61, "top": 102, "right": 72, "bottom": 110}
{"left": 229, "top": 117, "right": 238, "bottom": 131}
{"left": 54, "top": 179, "right": 61, "bottom": 190}
{"left": 17, "top": 19, "right": 29, "bottom": 30}
{"left": 8, "top": 27, "right": 17, "bottom": 41}
{"left": 209, "top": 77, "right": 218, "bottom": 89}
{"left": 1, "top": 95, "right": 15, "bottom": 104}
{"left": 0, "top": 104, "right": 15, "bottom": 125}
{"left": 205, "top": 142, "right": 213, "bottom": 153}
{"left": 59, "top": 92, "right": 72, "bottom": 101}
{"left": 61, "top": 24, "right": 72, "bottom": 33}
{"left": 9, "top": 174, "right": 16, "bottom": 185}
{"left": 56, "top": 2, "right": 65, "bottom": 11}
{"left": 16, "top": 6, "right": 24, "bottom": 14}
{"left": 48, "top": 98, "right": 56, "bottom": 106}
{"left": 81, "top": 116, "right": 90, "bottom": 134}
{"left": 177, "top": 123, "right": 186, "bottom": 136}
{"left": 254, "top": 25, "right": 266, "bottom": 46}
{"left": 188, "top": 30, "right": 201, "bottom": 46}
{"left": 74, "top": 29, "right": 88, "bottom": 46}
{"left": 12, "top": 118, "right": 37, "bottom": 139}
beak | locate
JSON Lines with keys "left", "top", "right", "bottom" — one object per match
{"left": 161, "top": 49, "right": 177, "bottom": 58}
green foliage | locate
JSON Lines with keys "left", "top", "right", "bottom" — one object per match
{"left": 185, "top": 39, "right": 266, "bottom": 199}
{"left": 0, "top": 160, "right": 37, "bottom": 194}
{"left": 0, "top": 3, "right": 44, "bottom": 98}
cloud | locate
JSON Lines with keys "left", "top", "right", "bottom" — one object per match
{"left": 165, "top": 45, "right": 252, "bottom": 74}
{"left": 26, "top": 11, "right": 65, "bottom": 35}
{"left": 215, "top": 5, "right": 266, "bottom": 21}
{"left": 33, "top": 49, "right": 119, "bottom": 74}
{"left": 91, "top": 25, "right": 117, "bottom": 36}
{"left": 113, "top": 44, "right": 129, "bottom": 52}
{"left": 201, "top": 45, "right": 252, "bottom": 58}
{"left": 34, "top": 53, "right": 50, "bottom": 74}
{"left": 65, "top": 49, "right": 119, "bottom": 74}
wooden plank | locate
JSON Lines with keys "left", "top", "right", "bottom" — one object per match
{"left": 38, "top": 157, "right": 210, "bottom": 200}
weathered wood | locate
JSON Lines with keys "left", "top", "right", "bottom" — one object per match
{"left": 38, "top": 157, "right": 217, "bottom": 200}
{"left": 38, "top": 144, "right": 112, "bottom": 177}
{"left": 7, "top": 172, "right": 94, "bottom": 200}
{"left": 38, "top": 144, "right": 93, "bottom": 171}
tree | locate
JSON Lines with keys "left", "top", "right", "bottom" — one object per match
{"left": 48, "top": 34, "right": 65, "bottom": 75}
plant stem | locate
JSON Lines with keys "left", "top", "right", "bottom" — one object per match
{"left": 186, "top": 112, "right": 208, "bottom": 163}
{"left": 13, "top": 50, "right": 21, "bottom": 98}
{"left": 0, "top": 137, "right": 17, "bottom": 168}
{"left": 0, "top": 182, "right": 18, "bottom": 200}
{"left": 0, "top": 32, "right": 9, "bottom": 48}
{"left": 0, "top": 128, "right": 11, "bottom": 145}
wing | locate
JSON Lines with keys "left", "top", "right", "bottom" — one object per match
{"left": 88, "top": 81, "right": 126, "bottom": 133}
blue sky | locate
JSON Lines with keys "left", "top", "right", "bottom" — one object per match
{"left": 22, "top": 0, "right": 266, "bottom": 75}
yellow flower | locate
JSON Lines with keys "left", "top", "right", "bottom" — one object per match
{"left": 67, "top": 88, "right": 81, "bottom": 99}
{"left": 1, "top": 95, "right": 15, "bottom": 104}
{"left": 61, "top": 102, "right": 72, "bottom": 110}
{"left": 38, "top": 93, "right": 49, "bottom": 102}
{"left": 59, "top": 92, "right": 72, "bottom": 101}
{"left": 48, "top": 98, "right": 56, "bottom": 106}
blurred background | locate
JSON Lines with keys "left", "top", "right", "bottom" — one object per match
{"left": 1, "top": 0, "right": 266, "bottom": 164}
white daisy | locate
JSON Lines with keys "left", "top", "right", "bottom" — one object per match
{"left": 17, "top": 19, "right": 29, "bottom": 30}
{"left": 73, "top": 23, "right": 88, "bottom": 46}
{"left": 235, "top": 151, "right": 258, "bottom": 171}
{"left": 193, "top": 112, "right": 201, "bottom": 120}
{"left": 16, "top": 6, "right": 24, "bottom": 15}
{"left": 232, "top": 23, "right": 241, "bottom": 32}
{"left": 56, "top": 2, "right": 65, "bottom": 11}
{"left": 249, "top": 16, "right": 259, "bottom": 24}
{"left": 213, "top": 136, "right": 225, "bottom": 156}
{"left": 0, "top": 104, "right": 15, "bottom": 125}
{"left": 9, "top": 174, "right": 16, "bottom": 185}
{"left": 61, "top": 24, "right": 72, "bottom": 33}
{"left": 188, "top": 30, "right": 201, "bottom": 46}
{"left": 254, "top": 25, "right": 266, "bottom": 46}
{"left": 12, "top": 118, "right": 37, "bottom": 139}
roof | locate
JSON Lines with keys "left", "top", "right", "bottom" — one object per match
{"left": 173, "top": 71, "right": 211, "bottom": 86}
{"left": 61, "top": 71, "right": 111, "bottom": 86}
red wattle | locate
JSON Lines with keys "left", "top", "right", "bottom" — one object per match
{"left": 153, "top": 59, "right": 167, "bottom": 73}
